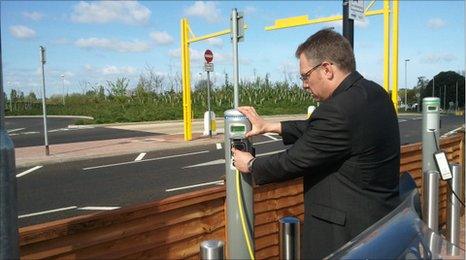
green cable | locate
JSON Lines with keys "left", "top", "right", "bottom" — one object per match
{"left": 235, "top": 169, "right": 255, "bottom": 260}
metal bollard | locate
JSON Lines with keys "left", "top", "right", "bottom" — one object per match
{"left": 280, "top": 216, "right": 300, "bottom": 260}
{"left": 200, "top": 240, "right": 224, "bottom": 260}
{"left": 424, "top": 170, "right": 439, "bottom": 232}
{"left": 447, "top": 164, "right": 462, "bottom": 255}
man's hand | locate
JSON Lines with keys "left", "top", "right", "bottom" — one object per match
{"left": 238, "top": 106, "right": 281, "bottom": 137}
{"left": 231, "top": 147, "right": 254, "bottom": 173}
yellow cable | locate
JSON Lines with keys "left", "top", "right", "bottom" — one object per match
{"left": 236, "top": 169, "right": 255, "bottom": 260}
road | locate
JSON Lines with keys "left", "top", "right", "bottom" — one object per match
{"left": 5, "top": 117, "right": 157, "bottom": 147}
{"left": 15, "top": 114, "right": 464, "bottom": 227}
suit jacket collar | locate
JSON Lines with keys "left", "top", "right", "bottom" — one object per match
{"left": 331, "top": 71, "right": 363, "bottom": 98}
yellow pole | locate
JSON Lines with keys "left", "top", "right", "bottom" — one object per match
{"left": 383, "top": 0, "right": 390, "bottom": 93}
{"left": 181, "top": 19, "right": 192, "bottom": 141}
{"left": 391, "top": 0, "right": 399, "bottom": 111}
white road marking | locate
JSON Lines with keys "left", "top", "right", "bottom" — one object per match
{"left": 166, "top": 180, "right": 224, "bottom": 192}
{"left": 398, "top": 119, "right": 407, "bottom": 123}
{"left": 216, "top": 143, "right": 222, "bottom": 150}
{"left": 67, "top": 125, "right": 95, "bottom": 129}
{"left": 263, "top": 133, "right": 279, "bottom": 140}
{"left": 183, "top": 149, "right": 285, "bottom": 169}
{"left": 134, "top": 153, "right": 146, "bottom": 161}
{"left": 254, "top": 139, "right": 281, "bottom": 145}
{"left": 18, "top": 206, "right": 77, "bottom": 219}
{"left": 256, "top": 149, "right": 286, "bottom": 157}
{"left": 83, "top": 150, "right": 210, "bottom": 171}
{"left": 183, "top": 159, "right": 225, "bottom": 169}
{"left": 21, "top": 131, "right": 39, "bottom": 135}
{"left": 442, "top": 126, "right": 464, "bottom": 137}
{"left": 49, "top": 128, "right": 68, "bottom": 133}
{"left": 7, "top": 128, "right": 25, "bottom": 133}
{"left": 49, "top": 128, "right": 87, "bottom": 133}
{"left": 78, "top": 206, "right": 120, "bottom": 211}
{"left": 16, "top": 165, "right": 43, "bottom": 178}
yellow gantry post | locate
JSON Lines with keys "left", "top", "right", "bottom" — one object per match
{"left": 383, "top": 0, "right": 390, "bottom": 93}
{"left": 264, "top": 0, "right": 399, "bottom": 110}
{"left": 180, "top": 19, "right": 247, "bottom": 141}
{"left": 181, "top": 19, "right": 192, "bottom": 141}
{"left": 391, "top": 0, "right": 399, "bottom": 111}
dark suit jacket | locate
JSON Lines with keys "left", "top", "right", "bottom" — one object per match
{"left": 252, "top": 71, "right": 401, "bottom": 259}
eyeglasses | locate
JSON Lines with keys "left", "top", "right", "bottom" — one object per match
{"left": 299, "top": 63, "right": 323, "bottom": 81}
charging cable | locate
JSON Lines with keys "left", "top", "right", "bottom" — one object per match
{"left": 430, "top": 130, "right": 465, "bottom": 208}
{"left": 235, "top": 169, "right": 255, "bottom": 260}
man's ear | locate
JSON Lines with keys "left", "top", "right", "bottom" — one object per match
{"left": 324, "top": 64, "right": 334, "bottom": 80}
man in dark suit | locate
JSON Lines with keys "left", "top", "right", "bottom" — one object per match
{"left": 232, "top": 29, "right": 400, "bottom": 259}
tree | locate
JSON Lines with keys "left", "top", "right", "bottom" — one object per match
{"left": 421, "top": 71, "right": 465, "bottom": 109}
{"left": 9, "top": 89, "right": 18, "bottom": 111}
{"left": 137, "top": 65, "right": 164, "bottom": 94}
{"left": 107, "top": 78, "right": 129, "bottom": 107}
{"left": 194, "top": 79, "right": 213, "bottom": 91}
{"left": 107, "top": 77, "right": 129, "bottom": 97}
{"left": 223, "top": 71, "right": 230, "bottom": 88}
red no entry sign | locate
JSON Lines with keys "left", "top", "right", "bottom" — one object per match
{"left": 204, "top": 49, "right": 213, "bottom": 63}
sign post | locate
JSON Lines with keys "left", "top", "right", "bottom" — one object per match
{"left": 204, "top": 50, "right": 214, "bottom": 137}
{"left": 349, "top": 0, "right": 365, "bottom": 22}
{"left": 40, "top": 46, "right": 50, "bottom": 156}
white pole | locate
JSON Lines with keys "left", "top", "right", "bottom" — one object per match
{"left": 443, "top": 85, "right": 446, "bottom": 111}
{"left": 432, "top": 76, "right": 435, "bottom": 97}
{"left": 232, "top": 8, "right": 239, "bottom": 108}
{"left": 207, "top": 70, "right": 212, "bottom": 137}
{"left": 61, "top": 74, "right": 65, "bottom": 106}
{"left": 40, "top": 46, "right": 49, "bottom": 156}
{"left": 404, "top": 59, "right": 409, "bottom": 112}
{"left": 455, "top": 81, "right": 458, "bottom": 112}
{"left": 7, "top": 81, "right": 12, "bottom": 111}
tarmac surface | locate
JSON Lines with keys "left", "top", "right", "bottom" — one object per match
{"left": 14, "top": 114, "right": 304, "bottom": 168}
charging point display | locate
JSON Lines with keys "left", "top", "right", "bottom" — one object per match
{"left": 224, "top": 109, "right": 255, "bottom": 259}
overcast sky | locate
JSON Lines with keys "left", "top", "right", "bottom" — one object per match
{"left": 2, "top": 1, "right": 464, "bottom": 96}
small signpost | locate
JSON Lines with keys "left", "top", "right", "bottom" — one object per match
{"left": 349, "top": 0, "right": 365, "bottom": 22}
{"left": 204, "top": 50, "right": 214, "bottom": 137}
{"left": 204, "top": 49, "right": 213, "bottom": 63}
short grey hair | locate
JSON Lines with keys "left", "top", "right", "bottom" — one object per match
{"left": 295, "top": 29, "right": 356, "bottom": 73}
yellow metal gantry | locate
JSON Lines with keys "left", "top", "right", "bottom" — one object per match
{"left": 181, "top": 1, "right": 400, "bottom": 141}
{"left": 265, "top": 0, "right": 399, "bottom": 111}
{"left": 390, "top": 0, "right": 399, "bottom": 111}
{"left": 180, "top": 20, "right": 228, "bottom": 141}
{"left": 180, "top": 19, "right": 247, "bottom": 141}
{"left": 180, "top": 19, "right": 191, "bottom": 141}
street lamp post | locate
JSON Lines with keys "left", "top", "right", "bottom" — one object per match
{"left": 404, "top": 59, "right": 410, "bottom": 112}
{"left": 432, "top": 75, "right": 435, "bottom": 97}
{"left": 7, "top": 81, "right": 12, "bottom": 111}
{"left": 61, "top": 74, "right": 65, "bottom": 106}
{"left": 443, "top": 85, "right": 446, "bottom": 111}
{"left": 456, "top": 80, "right": 459, "bottom": 112}
{"left": 40, "top": 46, "right": 49, "bottom": 156}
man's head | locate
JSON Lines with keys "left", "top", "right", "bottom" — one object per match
{"left": 295, "top": 29, "right": 356, "bottom": 101}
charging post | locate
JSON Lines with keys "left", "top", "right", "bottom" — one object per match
{"left": 422, "top": 97, "right": 440, "bottom": 231}
{"left": 224, "top": 9, "right": 254, "bottom": 259}
{"left": 224, "top": 109, "right": 254, "bottom": 259}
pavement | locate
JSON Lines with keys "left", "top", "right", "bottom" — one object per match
{"left": 14, "top": 114, "right": 306, "bottom": 168}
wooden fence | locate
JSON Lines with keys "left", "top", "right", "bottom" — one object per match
{"left": 19, "top": 134, "right": 464, "bottom": 259}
